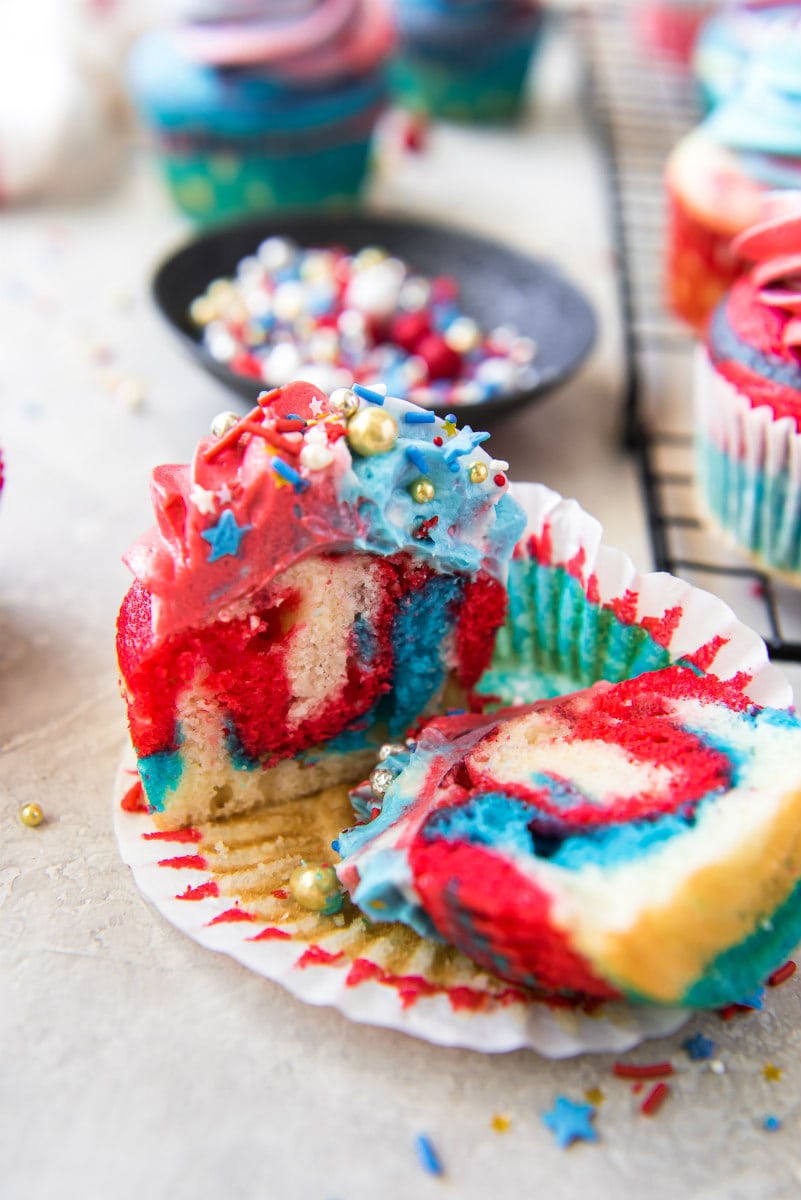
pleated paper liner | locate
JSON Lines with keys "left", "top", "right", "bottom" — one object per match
{"left": 114, "top": 481, "right": 794, "bottom": 1057}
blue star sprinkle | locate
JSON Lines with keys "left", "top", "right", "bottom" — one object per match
{"left": 683, "top": 1033, "right": 715, "bottom": 1061}
{"left": 541, "top": 1096, "right": 598, "bottom": 1149}
{"left": 200, "top": 509, "right": 252, "bottom": 562}
{"left": 738, "top": 988, "right": 765, "bottom": 1011}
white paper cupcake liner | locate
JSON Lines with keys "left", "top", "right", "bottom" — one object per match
{"left": 113, "top": 481, "right": 796, "bottom": 1057}
{"left": 695, "top": 347, "right": 801, "bottom": 581}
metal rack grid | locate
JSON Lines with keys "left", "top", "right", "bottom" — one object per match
{"left": 572, "top": 4, "right": 801, "bottom": 664}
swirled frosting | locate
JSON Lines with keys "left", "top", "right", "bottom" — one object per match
{"left": 704, "top": 35, "right": 801, "bottom": 189}
{"left": 124, "top": 381, "right": 526, "bottom": 640}
{"left": 731, "top": 196, "right": 801, "bottom": 348}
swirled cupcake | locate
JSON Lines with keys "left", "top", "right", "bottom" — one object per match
{"left": 127, "top": 1, "right": 395, "bottom": 220}
{"left": 116, "top": 381, "right": 525, "bottom": 829}
{"left": 336, "top": 666, "right": 801, "bottom": 1007}
{"left": 695, "top": 199, "right": 801, "bottom": 580}
{"left": 389, "top": 0, "right": 544, "bottom": 123}
{"left": 665, "top": 32, "right": 801, "bottom": 331}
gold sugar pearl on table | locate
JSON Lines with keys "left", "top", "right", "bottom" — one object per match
{"left": 468, "top": 461, "right": 489, "bottom": 484}
{"left": 289, "top": 862, "right": 343, "bottom": 915}
{"left": 409, "top": 476, "right": 435, "bottom": 504}
{"left": 210, "top": 411, "right": 240, "bottom": 438}
{"left": 346, "top": 407, "right": 399, "bottom": 457}
{"left": 19, "top": 803, "right": 43, "bottom": 828}
{"left": 328, "top": 387, "right": 360, "bottom": 419}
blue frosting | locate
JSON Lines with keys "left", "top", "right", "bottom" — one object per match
{"left": 128, "top": 31, "right": 388, "bottom": 135}
{"left": 351, "top": 847, "right": 442, "bottom": 941}
{"left": 708, "top": 301, "right": 801, "bottom": 391}
{"left": 704, "top": 38, "right": 801, "bottom": 161}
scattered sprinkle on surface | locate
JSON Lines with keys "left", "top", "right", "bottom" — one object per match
{"left": 683, "top": 1033, "right": 715, "bottom": 1061}
{"left": 542, "top": 1097, "right": 598, "bottom": 1149}
{"left": 763, "top": 1115, "right": 782, "bottom": 1132}
{"left": 490, "top": 1114, "right": 511, "bottom": 1133}
{"left": 415, "top": 1133, "right": 444, "bottom": 1177}
{"left": 762, "top": 1063, "right": 782, "bottom": 1082}
{"left": 640, "top": 1082, "right": 670, "bottom": 1117}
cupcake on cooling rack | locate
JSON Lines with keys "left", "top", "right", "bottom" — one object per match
{"left": 695, "top": 198, "right": 801, "bottom": 580}
{"left": 665, "top": 31, "right": 801, "bottom": 332}
{"left": 693, "top": 0, "right": 801, "bottom": 111}
{"left": 127, "top": 0, "right": 395, "bottom": 220}
{"left": 389, "top": 0, "right": 544, "bottom": 123}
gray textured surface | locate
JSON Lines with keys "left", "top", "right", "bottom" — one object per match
{"left": 2, "top": 27, "right": 801, "bottom": 1200}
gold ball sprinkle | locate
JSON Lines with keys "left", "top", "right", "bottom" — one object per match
{"left": 468, "top": 461, "right": 489, "bottom": 484}
{"left": 19, "top": 803, "right": 43, "bottom": 828}
{"left": 289, "top": 863, "right": 343, "bottom": 914}
{"left": 346, "top": 407, "right": 399, "bottom": 457}
{"left": 329, "top": 387, "right": 360, "bottom": 419}
{"left": 409, "top": 476, "right": 435, "bottom": 504}
{"left": 210, "top": 411, "right": 240, "bottom": 438}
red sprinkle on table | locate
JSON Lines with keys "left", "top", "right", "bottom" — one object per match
{"left": 177, "top": 880, "right": 219, "bottom": 901}
{"left": 641, "top": 1083, "right": 670, "bottom": 1116}
{"left": 613, "top": 1061, "right": 675, "bottom": 1080}
{"left": 768, "top": 961, "right": 797, "bottom": 987}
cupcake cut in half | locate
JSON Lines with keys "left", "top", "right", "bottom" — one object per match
{"left": 336, "top": 665, "right": 801, "bottom": 1007}
{"left": 117, "top": 381, "right": 525, "bottom": 829}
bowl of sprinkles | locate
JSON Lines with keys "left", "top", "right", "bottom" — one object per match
{"left": 152, "top": 212, "right": 597, "bottom": 417}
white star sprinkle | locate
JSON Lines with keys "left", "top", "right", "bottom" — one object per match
{"left": 217, "top": 483, "right": 234, "bottom": 505}
{"left": 189, "top": 484, "right": 217, "bottom": 515}
{"left": 309, "top": 396, "right": 325, "bottom": 416}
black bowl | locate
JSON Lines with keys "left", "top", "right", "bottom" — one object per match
{"left": 152, "top": 211, "right": 597, "bottom": 420}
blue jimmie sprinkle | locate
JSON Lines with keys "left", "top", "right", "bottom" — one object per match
{"left": 738, "top": 988, "right": 766, "bottom": 1010}
{"left": 353, "top": 382, "right": 385, "bottom": 405}
{"left": 403, "top": 410, "right": 436, "bottom": 424}
{"left": 284, "top": 412, "right": 304, "bottom": 422}
{"left": 763, "top": 1115, "right": 781, "bottom": 1132}
{"left": 405, "top": 445, "right": 430, "bottom": 474}
{"left": 271, "top": 456, "right": 309, "bottom": 493}
{"left": 414, "top": 1134, "right": 444, "bottom": 1177}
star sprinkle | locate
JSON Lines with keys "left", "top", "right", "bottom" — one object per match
{"left": 763, "top": 1063, "right": 782, "bottom": 1082}
{"left": 442, "top": 414, "right": 458, "bottom": 437}
{"left": 189, "top": 483, "right": 217, "bottom": 515}
{"left": 217, "top": 483, "right": 235, "bottom": 505}
{"left": 584, "top": 1088, "right": 605, "bottom": 1107}
{"left": 490, "top": 1114, "right": 511, "bottom": 1133}
{"left": 309, "top": 396, "right": 325, "bottom": 416}
{"left": 683, "top": 1033, "right": 715, "bottom": 1062}
{"left": 541, "top": 1097, "right": 598, "bottom": 1149}
{"left": 738, "top": 988, "right": 766, "bottom": 1010}
{"left": 200, "top": 509, "right": 252, "bottom": 562}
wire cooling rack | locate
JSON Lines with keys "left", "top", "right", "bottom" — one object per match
{"left": 571, "top": 4, "right": 801, "bottom": 665}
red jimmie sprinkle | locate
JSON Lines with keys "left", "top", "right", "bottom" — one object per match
{"left": 613, "top": 1061, "right": 675, "bottom": 1080}
{"left": 641, "top": 1082, "right": 670, "bottom": 1116}
{"left": 768, "top": 960, "right": 797, "bottom": 987}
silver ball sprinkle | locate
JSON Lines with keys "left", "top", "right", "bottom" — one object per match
{"left": 210, "top": 411, "right": 240, "bottom": 438}
{"left": 369, "top": 766, "right": 396, "bottom": 799}
{"left": 378, "top": 743, "right": 407, "bottom": 762}
{"left": 329, "top": 387, "right": 360, "bottom": 419}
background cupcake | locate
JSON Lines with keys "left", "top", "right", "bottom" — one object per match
{"left": 127, "top": 0, "right": 395, "bottom": 221}
{"left": 389, "top": 0, "right": 543, "bottom": 123}
{"left": 665, "top": 32, "right": 801, "bottom": 331}
{"left": 693, "top": 0, "right": 801, "bottom": 112}
{"left": 694, "top": 201, "right": 801, "bottom": 581}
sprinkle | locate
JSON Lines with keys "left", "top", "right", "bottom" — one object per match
{"left": 494, "top": 473, "right": 506, "bottom": 486}
{"left": 768, "top": 961, "right": 796, "bottom": 987}
{"left": 763, "top": 1116, "right": 782, "bottom": 1132}
{"left": 189, "top": 483, "right": 217, "bottom": 515}
{"left": 309, "top": 396, "right": 325, "bottom": 416}
{"left": 414, "top": 1134, "right": 444, "bottom": 1177}
{"left": 405, "top": 445, "right": 430, "bottom": 474}
{"left": 490, "top": 1114, "right": 511, "bottom": 1133}
{"left": 275, "top": 417, "right": 306, "bottom": 432}
{"left": 403, "top": 410, "right": 436, "bottom": 424}
{"left": 200, "top": 510, "right": 252, "bottom": 562}
{"left": 640, "top": 1082, "right": 670, "bottom": 1116}
{"left": 433, "top": 436, "right": 443, "bottom": 446}
{"left": 763, "top": 1063, "right": 782, "bottom": 1082}
{"left": 708, "top": 1060, "right": 726, "bottom": 1075}
{"left": 443, "top": 416, "right": 458, "bottom": 437}
{"left": 584, "top": 1088, "right": 605, "bottom": 1106}
{"left": 683, "top": 1033, "right": 715, "bottom": 1061}
{"left": 271, "top": 456, "right": 309, "bottom": 493}
{"left": 353, "top": 382, "right": 385, "bottom": 405}
{"left": 541, "top": 1097, "right": 598, "bottom": 1149}
{"left": 612, "top": 1061, "right": 674, "bottom": 1080}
